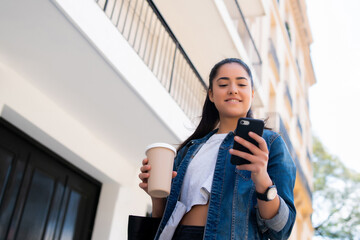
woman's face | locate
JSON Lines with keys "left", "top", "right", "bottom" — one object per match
{"left": 209, "top": 63, "right": 254, "bottom": 120}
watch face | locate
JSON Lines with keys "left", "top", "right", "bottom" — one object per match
{"left": 267, "top": 187, "right": 277, "bottom": 200}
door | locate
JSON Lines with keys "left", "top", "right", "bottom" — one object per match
{"left": 0, "top": 118, "right": 101, "bottom": 240}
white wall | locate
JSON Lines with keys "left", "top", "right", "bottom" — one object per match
{"left": 0, "top": 62, "right": 152, "bottom": 239}
{"left": 0, "top": 0, "right": 202, "bottom": 237}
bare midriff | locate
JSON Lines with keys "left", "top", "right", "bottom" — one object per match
{"left": 179, "top": 203, "right": 209, "bottom": 226}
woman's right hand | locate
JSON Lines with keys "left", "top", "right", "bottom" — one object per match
{"left": 139, "top": 158, "right": 177, "bottom": 217}
{"left": 138, "top": 158, "right": 177, "bottom": 198}
{"left": 139, "top": 158, "right": 151, "bottom": 195}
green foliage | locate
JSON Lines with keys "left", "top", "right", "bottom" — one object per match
{"left": 312, "top": 136, "right": 360, "bottom": 239}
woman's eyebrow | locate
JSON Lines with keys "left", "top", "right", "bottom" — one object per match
{"left": 216, "top": 77, "right": 248, "bottom": 81}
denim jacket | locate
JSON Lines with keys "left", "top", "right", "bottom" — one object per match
{"left": 154, "top": 129, "right": 296, "bottom": 240}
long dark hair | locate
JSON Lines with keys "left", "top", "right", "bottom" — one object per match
{"left": 177, "top": 58, "right": 254, "bottom": 151}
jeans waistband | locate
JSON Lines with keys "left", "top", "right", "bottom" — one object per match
{"left": 172, "top": 225, "right": 205, "bottom": 240}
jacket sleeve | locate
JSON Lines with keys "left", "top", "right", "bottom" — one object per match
{"left": 257, "top": 134, "right": 297, "bottom": 240}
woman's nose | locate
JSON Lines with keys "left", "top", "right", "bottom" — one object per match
{"left": 228, "top": 83, "right": 238, "bottom": 94}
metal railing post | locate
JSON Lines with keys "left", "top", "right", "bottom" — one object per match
{"left": 168, "top": 43, "right": 178, "bottom": 93}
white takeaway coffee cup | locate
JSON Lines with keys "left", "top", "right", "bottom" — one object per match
{"left": 145, "top": 143, "right": 177, "bottom": 198}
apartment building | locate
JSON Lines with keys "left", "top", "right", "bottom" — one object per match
{"left": 0, "top": 0, "right": 315, "bottom": 239}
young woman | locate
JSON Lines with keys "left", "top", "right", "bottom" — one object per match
{"left": 139, "top": 58, "right": 296, "bottom": 239}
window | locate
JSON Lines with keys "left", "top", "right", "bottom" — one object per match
{"left": 0, "top": 118, "right": 101, "bottom": 239}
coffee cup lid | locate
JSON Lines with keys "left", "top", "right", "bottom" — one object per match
{"left": 145, "top": 143, "right": 177, "bottom": 156}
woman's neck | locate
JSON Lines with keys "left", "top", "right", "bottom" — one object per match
{"left": 217, "top": 117, "right": 241, "bottom": 134}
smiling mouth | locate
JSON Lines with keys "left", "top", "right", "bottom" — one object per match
{"left": 225, "top": 99, "right": 241, "bottom": 102}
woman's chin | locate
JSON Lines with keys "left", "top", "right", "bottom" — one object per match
{"left": 220, "top": 113, "right": 248, "bottom": 119}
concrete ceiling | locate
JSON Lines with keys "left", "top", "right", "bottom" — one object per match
{"left": 153, "top": 0, "right": 242, "bottom": 82}
{"left": 151, "top": 0, "right": 265, "bottom": 108}
{"left": 0, "top": 0, "right": 181, "bottom": 167}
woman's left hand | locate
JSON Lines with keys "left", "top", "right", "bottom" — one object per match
{"left": 229, "top": 131, "right": 272, "bottom": 188}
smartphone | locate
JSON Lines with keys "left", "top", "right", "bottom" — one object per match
{"left": 230, "top": 118, "right": 265, "bottom": 165}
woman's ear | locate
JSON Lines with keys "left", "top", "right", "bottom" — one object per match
{"left": 208, "top": 89, "right": 214, "bottom": 102}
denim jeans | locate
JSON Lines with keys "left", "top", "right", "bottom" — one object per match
{"left": 172, "top": 225, "right": 204, "bottom": 240}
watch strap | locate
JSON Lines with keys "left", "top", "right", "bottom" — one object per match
{"left": 256, "top": 184, "right": 276, "bottom": 201}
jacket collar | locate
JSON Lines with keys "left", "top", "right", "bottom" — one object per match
{"left": 190, "top": 129, "right": 218, "bottom": 145}
{"left": 190, "top": 128, "right": 235, "bottom": 145}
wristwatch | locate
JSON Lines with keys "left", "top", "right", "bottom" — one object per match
{"left": 256, "top": 184, "right": 277, "bottom": 201}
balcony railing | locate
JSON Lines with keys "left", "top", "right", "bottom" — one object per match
{"left": 307, "top": 149, "right": 312, "bottom": 163}
{"left": 285, "top": 84, "right": 293, "bottom": 108}
{"left": 269, "top": 38, "right": 280, "bottom": 73}
{"left": 297, "top": 117, "right": 303, "bottom": 136}
{"left": 223, "top": 0, "right": 263, "bottom": 81}
{"left": 285, "top": 21, "right": 291, "bottom": 42}
{"left": 96, "top": 0, "right": 207, "bottom": 122}
{"left": 267, "top": 112, "right": 312, "bottom": 199}
{"left": 296, "top": 59, "right": 302, "bottom": 77}
{"left": 306, "top": 97, "right": 310, "bottom": 110}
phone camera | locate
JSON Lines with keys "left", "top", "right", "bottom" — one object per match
{"left": 240, "top": 120, "right": 250, "bottom": 125}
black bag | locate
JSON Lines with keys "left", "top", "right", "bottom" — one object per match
{"left": 128, "top": 215, "right": 161, "bottom": 240}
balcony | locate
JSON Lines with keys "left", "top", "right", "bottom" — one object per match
{"left": 285, "top": 84, "right": 293, "bottom": 108}
{"left": 96, "top": 0, "right": 207, "bottom": 122}
{"left": 297, "top": 117, "right": 303, "bottom": 136}
{"left": 223, "top": 0, "right": 263, "bottom": 81}
{"left": 307, "top": 149, "right": 312, "bottom": 162}
{"left": 269, "top": 38, "right": 280, "bottom": 74}
{"left": 236, "top": 0, "right": 265, "bottom": 17}
{"left": 285, "top": 21, "right": 291, "bottom": 42}
{"left": 296, "top": 58, "right": 302, "bottom": 77}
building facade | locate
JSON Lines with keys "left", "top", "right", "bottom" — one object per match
{"left": 0, "top": 0, "right": 315, "bottom": 239}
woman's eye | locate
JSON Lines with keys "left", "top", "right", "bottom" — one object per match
{"left": 219, "top": 84, "right": 227, "bottom": 87}
{"left": 238, "top": 84, "right": 247, "bottom": 87}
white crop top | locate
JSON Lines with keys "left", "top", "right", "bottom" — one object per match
{"left": 159, "top": 133, "right": 228, "bottom": 240}
{"left": 180, "top": 133, "right": 228, "bottom": 210}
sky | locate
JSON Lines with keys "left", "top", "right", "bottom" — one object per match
{"left": 306, "top": 0, "right": 360, "bottom": 172}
